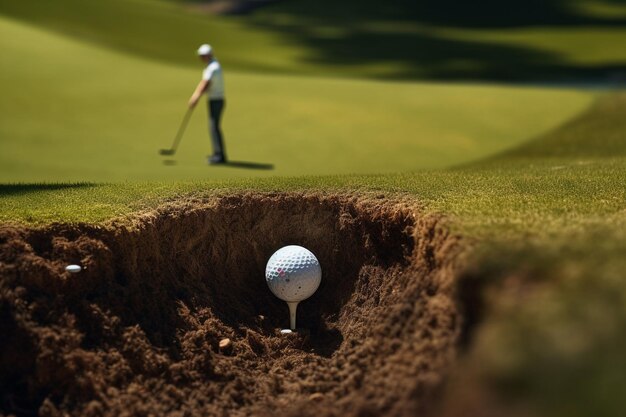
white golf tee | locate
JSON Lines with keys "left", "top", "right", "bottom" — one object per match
{"left": 287, "top": 301, "right": 299, "bottom": 330}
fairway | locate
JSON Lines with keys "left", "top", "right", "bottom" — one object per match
{"left": 0, "top": 16, "right": 594, "bottom": 181}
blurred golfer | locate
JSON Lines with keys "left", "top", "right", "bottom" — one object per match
{"left": 189, "top": 44, "right": 227, "bottom": 165}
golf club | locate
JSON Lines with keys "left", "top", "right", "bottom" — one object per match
{"left": 159, "top": 107, "right": 194, "bottom": 156}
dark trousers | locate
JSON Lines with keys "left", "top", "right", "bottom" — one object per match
{"left": 208, "top": 99, "right": 226, "bottom": 158}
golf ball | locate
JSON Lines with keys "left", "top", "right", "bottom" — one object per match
{"left": 265, "top": 245, "right": 322, "bottom": 303}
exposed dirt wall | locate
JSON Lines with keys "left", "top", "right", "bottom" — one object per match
{"left": 0, "top": 193, "right": 463, "bottom": 416}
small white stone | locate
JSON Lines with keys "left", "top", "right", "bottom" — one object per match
{"left": 65, "top": 265, "right": 82, "bottom": 273}
{"left": 280, "top": 329, "right": 293, "bottom": 335}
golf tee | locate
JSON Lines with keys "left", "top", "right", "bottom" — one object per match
{"left": 287, "top": 301, "right": 299, "bottom": 330}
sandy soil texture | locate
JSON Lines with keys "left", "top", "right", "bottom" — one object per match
{"left": 0, "top": 193, "right": 464, "bottom": 416}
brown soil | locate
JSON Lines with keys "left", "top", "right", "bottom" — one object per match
{"left": 0, "top": 193, "right": 464, "bottom": 417}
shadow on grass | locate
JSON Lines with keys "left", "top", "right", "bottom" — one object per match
{"left": 253, "top": 0, "right": 626, "bottom": 28}
{"left": 0, "top": 183, "right": 97, "bottom": 197}
{"left": 2, "top": 0, "right": 624, "bottom": 81}
{"left": 483, "top": 93, "right": 626, "bottom": 163}
{"left": 451, "top": 92, "right": 626, "bottom": 170}
{"left": 219, "top": 161, "right": 274, "bottom": 170}
{"left": 161, "top": 160, "right": 274, "bottom": 169}
{"left": 244, "top": 0, "right": 626, "bottom": 81}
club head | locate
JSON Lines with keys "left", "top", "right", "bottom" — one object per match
{"left": 159, "top": 149, "right": 175, "bottom": 156}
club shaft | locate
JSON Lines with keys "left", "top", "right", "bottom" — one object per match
{"left": 168, "top": 107, "right": 194, "bottom": 153}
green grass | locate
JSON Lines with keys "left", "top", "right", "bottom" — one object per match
{"left": 1, "top": 0, "right": 625, "bottom": 80}
{"left": 0, "top": 13, "right": 623, "bottom": 233}
{"left": 1, "top": 91, "right": 624, "bottom": 234}
{"left": 2, "top": 153, "right": 625, "bottom": 234}
{"left": 0, "top": 0, "right": 295, "bottom": 74}
{"left": 451, "top": 224, "right": 626, "bottom": 417}
{"left": 501, "top": 92, "right": 626, "bottom": 158}
{"left": 435, "top": 25, "right": 626, "bottom": 67}
{"left": 0, "top": 16, "right": 595, "bottom": 182}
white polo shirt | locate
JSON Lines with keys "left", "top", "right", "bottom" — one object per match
{"left": 202, "top": 59, "right": 225, "bottom": 100}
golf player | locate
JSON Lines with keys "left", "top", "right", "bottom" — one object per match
{"left": 189, "top": 44, "right": 227, "bottom": 165}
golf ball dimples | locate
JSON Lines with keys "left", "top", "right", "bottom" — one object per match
{"left": 266, "top": 245, "right": 321, "bottom": 302}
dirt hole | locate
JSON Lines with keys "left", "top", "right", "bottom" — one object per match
{"left": 0, "top": 193, "right": 462, "bottom": 417}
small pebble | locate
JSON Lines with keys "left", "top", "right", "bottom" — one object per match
{"left": 219, "top": 338, "right": 232, "bottom": 351}
{"left": 309, "top": 393, "right": 324, "bottom": 402}
{"left": 65, "top": 265, "right": 82, "bottom": 273}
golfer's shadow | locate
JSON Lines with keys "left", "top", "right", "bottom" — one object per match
{"left": 219, "top": 161, "right": 274, "bottom": 170}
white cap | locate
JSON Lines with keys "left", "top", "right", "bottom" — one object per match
{"left": 197, "top": 44, "right": 213, "bottom": 56}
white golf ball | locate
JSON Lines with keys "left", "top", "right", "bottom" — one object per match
{"left": 65, "top": 264, "right": 82, "bottom": 273}
{"left": 265, "top": 245, "right": 322, "bottom": 303}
